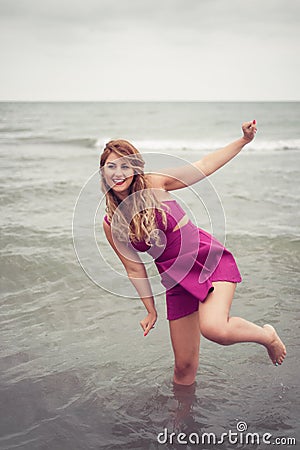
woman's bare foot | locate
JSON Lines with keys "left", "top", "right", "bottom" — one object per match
{"left": 263, "top": 324, "right": 286, "bottom": 366}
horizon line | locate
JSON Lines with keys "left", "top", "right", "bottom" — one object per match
{"left": 0, "top": 99, "right": 299, "bottom": 103}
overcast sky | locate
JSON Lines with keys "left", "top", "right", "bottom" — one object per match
{"left": 0, "top": 0, "right": 299, "bottom": 101}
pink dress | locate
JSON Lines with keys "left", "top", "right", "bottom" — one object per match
{"left": 104, "top": 199, "right": 242, "bottom": 320}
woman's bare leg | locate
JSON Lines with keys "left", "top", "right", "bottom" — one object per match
{"left": 169, "top": 311, "right": 200, "bottom": 385}
{"left": 198, "top": 281, "right": 286, "bottom": 365}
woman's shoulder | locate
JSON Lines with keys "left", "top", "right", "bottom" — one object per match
{"left": 145, "top": 173, "right": 165, "bottom": 189}
{"left": 145, "top": 174, "right": 174, "bottom": 202}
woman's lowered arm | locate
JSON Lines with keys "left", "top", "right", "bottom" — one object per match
{"left": 103, "top": 220, "right": 157, "bottom": 336}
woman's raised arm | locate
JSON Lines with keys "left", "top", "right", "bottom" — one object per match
{"left": 149, "top": 120, "right": 257, "bottom": 192}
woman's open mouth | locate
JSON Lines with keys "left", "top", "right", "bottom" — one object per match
{"left": 112, "top": 178, "right": 126, "bottom": 186}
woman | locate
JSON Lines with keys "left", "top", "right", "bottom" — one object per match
{"left": 100, "top": 120, "right": 286, "bottom": 386}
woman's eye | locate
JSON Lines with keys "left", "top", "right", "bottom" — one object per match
{"left": 106, "top": 163, "right": 130, "bottom": 170}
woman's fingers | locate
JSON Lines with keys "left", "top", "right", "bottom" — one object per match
{"left": 140, "top": 311, "right": 157, "bottom": 336}
{"left": 243, "top": 120, "right": 252, "bottom": 129}
{"left": 140, "top": 320, "right": 147, "bottom": 333}
{"left": 242, "top": 120, "right": 257, "bottom": 142}
{"left": 143, "top": 327, "right": 150, "bottom": 337}
{"left": 242, "top": 120, "right": 256, "bottom": 130}
{"left": 140, "top": 318, "right": 156, "bottom": 336}
{"left": 251, "top": 119, "right": 257, "bottom": 131}
{"left": 143, "top": 322, "right": 155, "bottom": 336}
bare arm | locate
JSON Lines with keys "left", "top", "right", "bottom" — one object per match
{"left": 149, "top": 121, "right": 257, "bottom": 191}
{"left": 103, "top": 220, "right": 157, "bottom": 335}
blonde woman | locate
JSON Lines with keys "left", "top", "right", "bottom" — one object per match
{"left": 100, "top": 120, "right": 286, "bottom": 386}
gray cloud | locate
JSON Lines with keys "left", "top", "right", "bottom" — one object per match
{"left": 0, "top": 0, "right": 299, "bottom": 100}
{"left": 1, "top": 0, "right": 299, "bottom": 34}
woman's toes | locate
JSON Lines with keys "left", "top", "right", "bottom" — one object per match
{"left": 263, "top": 324, "right": 286, "bottom": 366}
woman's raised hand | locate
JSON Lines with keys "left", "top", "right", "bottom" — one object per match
{"left": 242, "top": 120, "right": 257, "bottom": 143}
{"left": 140, "top": 310, "right": 157, "bottom": 337}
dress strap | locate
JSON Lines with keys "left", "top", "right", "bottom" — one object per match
{"left": 103, "top": 215, "right": 111, "bottom": 226}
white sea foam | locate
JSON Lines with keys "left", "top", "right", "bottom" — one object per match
{"left": 95, "top": 137, "right": 300, "bottom": 153}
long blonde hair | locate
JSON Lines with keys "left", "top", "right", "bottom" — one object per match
{"left": 100, "top": 139, "right": 168, "bottom": 246}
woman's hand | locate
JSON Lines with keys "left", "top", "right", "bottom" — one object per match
{"left": 242, "top": 120, "right": 257, "bottom": 143}
{"left": 140, "top": 310, "right": 157, "bottom": 337}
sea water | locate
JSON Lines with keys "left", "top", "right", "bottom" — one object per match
{"left": 0, "top": 102, "right": 299, "bottom": 449}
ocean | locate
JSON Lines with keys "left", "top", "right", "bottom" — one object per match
{"left": 0, "top": 102, "right": 299, "bottom": 449}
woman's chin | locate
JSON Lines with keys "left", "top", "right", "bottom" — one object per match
{"left": 110, "top": 185, "right": 129, "bottom": 197}
{"left": 112, "top": 184, "right": 126, "bottom": 191}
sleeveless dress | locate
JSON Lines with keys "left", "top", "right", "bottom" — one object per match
{"left": 104, "top": 199, "right": 242, "bottom": 320}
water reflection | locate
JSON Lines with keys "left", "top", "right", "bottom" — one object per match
{"left": 171, "top": 381, "right": 197, "bottom": 432}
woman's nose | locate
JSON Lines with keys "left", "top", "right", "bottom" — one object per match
{"left": 114, "top": 166, "right": 124, "bottom": 177}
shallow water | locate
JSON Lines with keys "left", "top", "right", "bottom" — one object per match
{"left": 1, "top": 102, "right": 299, "bottom": 449}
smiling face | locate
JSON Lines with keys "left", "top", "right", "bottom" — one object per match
{"left": 103, "top": 152, "right": 135, "bottom": 200}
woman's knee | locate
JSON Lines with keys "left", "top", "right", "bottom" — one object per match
{"left": 174, "top": 357, "right": 199, "bottom": 380}
{"left": 200, "top": 321, "right": 231, "bottom": 345}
